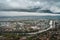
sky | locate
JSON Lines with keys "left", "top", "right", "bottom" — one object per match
{"left": 0, "top": 0, "right": 60, "bottom": 16}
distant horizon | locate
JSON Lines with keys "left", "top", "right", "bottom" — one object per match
{"left": 0, "top": 11, "right": 60, "bottom": 16}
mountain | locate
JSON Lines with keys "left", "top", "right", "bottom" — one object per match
{"left": 37, "top": 10, "right": 53, "bottom": 13}
{"left": 0, "top": 6, "right": 53, "bottom": 13}
{"left": 0, "top": 7, "right": 41, "bottom": 12}
{"left": 53, "top": 12, "right": 60, "bottom": 14}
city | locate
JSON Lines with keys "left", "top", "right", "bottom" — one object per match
{"left": 0, "top": 19, "right": 60, "bottom": 40}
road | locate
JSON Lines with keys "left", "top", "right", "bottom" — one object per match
{"left": 25, "top": 20, "right": 53, "bottom": 35}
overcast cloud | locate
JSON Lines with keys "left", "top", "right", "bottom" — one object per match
{"left": 0, "top": 0, "right": 60, "bottom": 16}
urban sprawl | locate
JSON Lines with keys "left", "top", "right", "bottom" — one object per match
{"left": 0, "top": 19, "right": 60, "bottom": 40}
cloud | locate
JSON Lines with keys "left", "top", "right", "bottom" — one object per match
{"left": 50, "top": 6, "right": 60, "bottom": 13}
{"left": 0, "top": 0, "right": 60, "bottom": 13}
{"left": 0, "top": 11, "right": 60, "bottom": 16}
